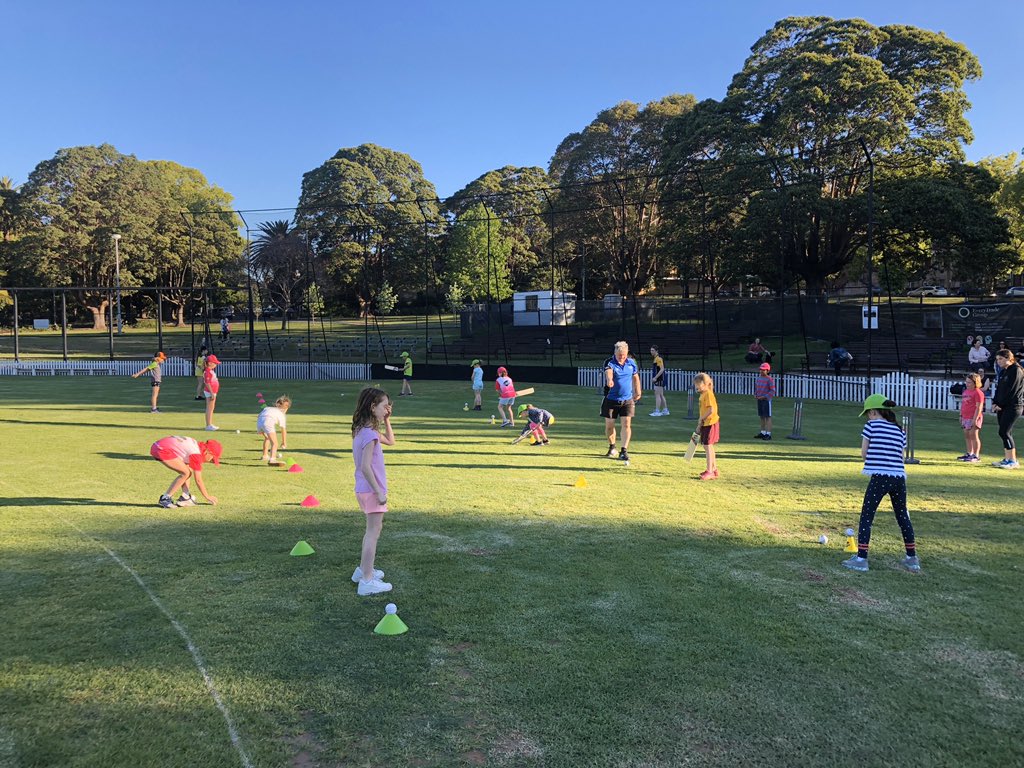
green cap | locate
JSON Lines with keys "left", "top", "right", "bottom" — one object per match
{"left": 517, "top": 403, "right": 529, "bottom": 414}
{"left": 859, "top": 393, "right": 894, "bottom": 416}
{"left": 400, "top": 351, "right": 409, "bottom": 358}
{"left": 471, "top": 359, "right": 481, "bottom": 366}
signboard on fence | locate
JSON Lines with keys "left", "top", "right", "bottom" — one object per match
{"left": 941, "top": 303, "right": 1021, "bottom": 343}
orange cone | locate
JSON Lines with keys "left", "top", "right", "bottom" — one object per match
{"left": 301, "top": 495, "right": 320, "bottom": 507}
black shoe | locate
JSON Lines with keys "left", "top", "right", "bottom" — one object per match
{"left": 473, "top": 405, "right": 481, "bottom": 410}
{"left": 606, "top": 445, "right": 619, "bottom": 459}
{"left": 194, "top": 396, "right": 204, "bottom": 400}
{"left": 619, "top": 449, "right": 630, "bottom": 462}
{"left": 755, "top": 433, "right": 765, "bottom": 439}
{"left": 764, "top": 434, "right": 772, "bottom": 440}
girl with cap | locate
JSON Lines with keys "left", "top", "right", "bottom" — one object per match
{"left": 131, "top": 351, "right": 167, "bottom": 413}
{"left": 148, "top": 436, "right": 221, "bottom": 508}
{"left": 843, "top": 394, "right": 920, "bottom": 573}
{"left": 470, "top": 359, "right": 484, "bottom": 410}
{"left": 203, "top": 354, "right": 221, "bottom": 431}
{"left": 350, "top": 386, "right": 396, "bottom": 596}
{"left": 495, "top": 366, "right": 516, "bottom": 427}
{"left": 194, "top": 345, "right": 209, "bottom": 399}
{"left": 514, "top": 403, "right": 555, "bottom": 445}
{"left": 399, "top": 351, "right": 413, "bottom": 396}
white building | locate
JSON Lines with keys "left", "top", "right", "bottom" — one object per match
{"left": 512, "top": 291, "right": 576, "bottom": 326}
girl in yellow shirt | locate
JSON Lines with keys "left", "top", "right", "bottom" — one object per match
{"left": 694, "top": 372, "right": 720, "bottom": 480}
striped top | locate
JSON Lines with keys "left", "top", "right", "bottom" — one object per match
{"left": 754, "top": 375, "right": 775, "bottom": 400}
{"left": 861, "top": 419, "right": 906, "bottom": 477}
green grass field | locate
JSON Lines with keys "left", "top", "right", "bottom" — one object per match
{"left": 1, "top": 376, "right": 1022, "bottom": 767}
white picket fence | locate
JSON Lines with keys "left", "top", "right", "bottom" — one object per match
{"left": 579, "top": 367, "right": 960, "bottom": 411}
{"left": 0, "top": 358, "right": 372, "bottom": 382}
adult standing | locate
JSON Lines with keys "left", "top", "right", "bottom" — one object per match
{"left": 601, "top": 341, "right": 642, "bottom": 464}
{"left": 649, "top": 346, "right": 669, "bottom": 416}
{"left": 991, "top": 350, "right": 1023, "bottom": 469}
{"left": 968, "top": 338, "right": 990, "bottom": 371}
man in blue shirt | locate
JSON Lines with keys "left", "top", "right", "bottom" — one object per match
{"left": 601, "top": 341, "right": 642, "bottom": 463}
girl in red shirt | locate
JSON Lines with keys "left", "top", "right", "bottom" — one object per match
{"left": 958, "top": 372, "right": 985, "bottom": 463}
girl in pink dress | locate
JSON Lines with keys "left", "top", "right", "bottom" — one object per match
{"left": 351, "top": 387, "right": 396, "bottom": 596}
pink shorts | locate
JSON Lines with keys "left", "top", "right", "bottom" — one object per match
{"left": 962, "top": 417, "right": 981, "bottom": 430}
{"left": 356, "top": 491, "right": 387, "bottom": 515}
{"left": 150, "top": 441, "right": 177, "bottom": 462}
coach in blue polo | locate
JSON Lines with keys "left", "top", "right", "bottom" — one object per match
{"left": 601, "top": 340, "right": 642, "bottom": 464}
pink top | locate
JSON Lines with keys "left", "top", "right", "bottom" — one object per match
{"left": 203, "top": 368, "right": 220, "bottom": 394}
{"left": 352, "top": 426, "right": 386, "bottom": 494}
{"left": 496, "top": 376, "right": 515, "bottom": 398}
{"left": 153, "top": 436, "right": 205, "bottom": 471}
{"left": 960, "top": 387, "right": 984, "bottom": 420}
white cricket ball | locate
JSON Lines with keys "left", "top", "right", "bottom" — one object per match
{"left": 236, "top": 429, "right": 241, "bottom": 434}
{"left": 385, "top": 603, "right": 397, "bottom": 614}
{"left": 845, "top": 528, "right": 855, "bottom": 537}
{"left": 818, "top": 534, "right": 828, "bottom": 545}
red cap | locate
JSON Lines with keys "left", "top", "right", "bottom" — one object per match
{"left": 201, "top": 439, "right": 222, "bottom": 465}
{"left": 759, "top": 363, "right": 771, "bottom": 371}
{"left": 205, "top": 354, "right": 221, "bottom": 365}
{"left": 497, "top": 366, "right": 508, "bottom": 375}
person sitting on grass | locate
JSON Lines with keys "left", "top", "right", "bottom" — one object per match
{"left": 148, "top": 436, "right": 221, "bottom": 508}
{"left": 258, "top": 396, "right": 291, "bottom": 463}
{"left": 745, "top": 338, "right": 771, "bottom": 365}
{"left": 131, "top": 351, "right": 166, "bottom": 413}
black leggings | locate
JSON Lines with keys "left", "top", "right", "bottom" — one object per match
{"left": 857, "top": 474, "right": 915, "bottom": 557}
{"left": 997, "top": 406, "right": 1022, "bottom": 451}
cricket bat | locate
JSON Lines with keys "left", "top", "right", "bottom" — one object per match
{"left": 683, "top": 431, "right": 701, "bottom": 461}
{"left": 510, "top": 431, "right": 531, "bottom": 445}
{"left": 514, "top": 387, "right": 535, "bottom": 397}
{"left": 384, "top": 364, "right": 402, "bottom": 372}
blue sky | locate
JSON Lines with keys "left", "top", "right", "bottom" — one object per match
{"left": 4, "top": 1, "right": 1021, "bottom": 217}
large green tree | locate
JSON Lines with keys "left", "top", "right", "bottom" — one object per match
{"left": 549, "top": 95, "right": 696, "bottom": 297}
{"left": 444, "top": 203, "right": 512, "bottom": 302}
{"left": 978, "top": 153, "right": 1024, "bottom": 278}
{"left": 445, "top": 166, "right": 551, "bottom": 290}
{"left": 8, "top": 145, "right": 165, "bottom": 329}
{"left": 248, "top": 220, "right": 307, "bottom": 329}
{"left": 665, "top": 17, "right": 984, "bottom": 293}
{"left": 296, "top": 144, "right": 441, "bottom": 314}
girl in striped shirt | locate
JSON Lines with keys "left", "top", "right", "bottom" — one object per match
{"left": 842, "top": 394, "right": 920, "bottom": 573}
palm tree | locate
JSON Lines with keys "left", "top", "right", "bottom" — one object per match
{"left": 248, "top": 220, "right": 307, "bottom": 330}
{"left": 0, "top": 177, "right": 21, "bottom": 242}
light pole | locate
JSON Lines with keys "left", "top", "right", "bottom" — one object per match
{"left": 112, "top": 234, "right": 123, "bottom": 335}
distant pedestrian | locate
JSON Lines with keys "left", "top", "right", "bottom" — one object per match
{"left": 131, "top": 351, "right": 166, "bottom": 413}
{"left": 399, "top": 351, "right": 413, "bottom": 396}
{"left": 220, "top": 316, "right": 230, "bottom": 341}
{"left": 754, "top": 362, "right": 775, "bottom": 439}
{"left": 470, "top": 359, "right": 484, "bottom": 410}
{"left": 649, "top": 346, "right": 669, "bottom": 416}
{"left": 203, "top": 354, "right": 221, "bottom": 431}
{"left": 194, "top": 345, "right": 208, "bottom": 400}
{"left": 842, "top": 394, "right": 919, "bottom": 573}
{"left": 991, "top": 350, "right": 1024, "bottom": 469}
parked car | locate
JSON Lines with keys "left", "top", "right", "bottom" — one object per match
{"left": 1005, "top": 286, "right": 1024, "bottom": 297}
{"left": 907, "top": 285, "right": 949, "bottom": 297}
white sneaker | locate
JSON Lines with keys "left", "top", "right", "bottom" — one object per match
{"left": 176, "top": 496, "right": 197, "bottom": 507}
{"left": 357, "top": 578, "right": 393, "bottom": 596}
{"left": 205, "top": 425, "right": 219, "bottom": 431}
{"left": 661, "top": 410, "right": 669, "bottom": 416}
{"left": 351, "top": 566, "right": 385, "bottom": 583}
{"left": 649, "top": 411, "right": 662, "bottom": 417}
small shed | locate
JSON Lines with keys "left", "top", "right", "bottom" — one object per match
{"left": 512, "top": 291, "right": 576, "bottom": 326}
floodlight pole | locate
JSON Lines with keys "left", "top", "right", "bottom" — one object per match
{"left": 859, "top": 138, "right": 875, "bottom": 398}
{"left": 112, "top": 234, "right": 123, "bottom": 335}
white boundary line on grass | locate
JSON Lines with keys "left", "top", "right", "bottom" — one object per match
{"left": 57, "top": 517, "right": 254, "bottom": 768}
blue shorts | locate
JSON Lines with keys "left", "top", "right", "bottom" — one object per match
{"left": 757, "top": 399, "right": 772, "bottom": 418}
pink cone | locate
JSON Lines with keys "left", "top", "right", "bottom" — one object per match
{"left": 288, "top": 464, "right": 304, "bottom": 473}
{"left": 256, "top": 392, "right": 263, "bottom": 397}
{"left": 301, "top": 495, "right": 320, "bottom": 507}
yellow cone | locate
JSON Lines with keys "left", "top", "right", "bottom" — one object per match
{"left": 574, "top": 474, "right": 587, "bottom": 488}
{"left": 844, "top": 536, "right": 858, "bottom": 553}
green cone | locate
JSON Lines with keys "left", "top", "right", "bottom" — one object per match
{"left": 290, "top": 540, "right": 315, "bottom": 556}
{"left": 373, "top": 613, "right": 409, "bottom": 635}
